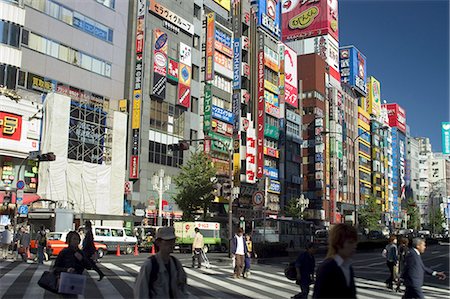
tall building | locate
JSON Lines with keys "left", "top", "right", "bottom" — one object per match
{"left": 407, "top": 131, "right": 420, "bottom": 204}
{"left": 1, "top": 0, "right": 129, "bottom": 222}
{"left": 415, "top": 137, "right": 433, "bottom": 225}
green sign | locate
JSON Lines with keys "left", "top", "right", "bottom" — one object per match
{"left": 204, "top": 83, "right": 212, "bottom": 133}
{"left": 443, "top": 122, "right": 450, "bottom": 154}
{"left": 208, "top": 132, "right": 231, "bottom": 154}
{"left": 264, "top": 123, "right": 280, "bottom": 140}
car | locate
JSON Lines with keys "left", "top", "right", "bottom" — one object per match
{"left": 33, "top": 232, "right": 107, "bottom": 258}
{"left": 367, "top": 230, "right": 386, "bottom": 240}
{"left": 314, "top": 229, "right": 329, "bottom": 246}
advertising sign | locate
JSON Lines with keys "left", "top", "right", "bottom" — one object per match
{"left": 264, "top": 46, "right": 279, "bottom": 71}
{"left": 212, "top": 119, "right": 233, "bottom": 136}
{"left": 0, "top": 112, "right": 22, "bottom": 141}
{"left": 215, "top": 28, "right": 232, "bottom": 48}
{"left": 214, "top": 0, "right": 230, "bottom": 11}
{"left": 215, "top": 40, "right": 233, "bottom": 57}
{"left": 178, "top": 64, "right": 191, "bottom": 86}
{"left": 339, "top": 46, "right": 367, "bottom": 96}
{"left": 129, "top": 155, "right": 139, "bottom": 179}
{"left": 212, "top": 105, "right": 234, "bottom": 124}
{"left": 132, "top": 91, "right": 141, "bottom": 129}
{"left": 214, "top": 51, "right": 233, "bottom": 71}
{"left": 136, "top": 17, "right": 145, "bottom": 54}
{"left": 264, "top": 166, "right": 279, "bottom": 179}
{"left": 264, "top": 147, "right": 280, "bottom": 158}
{"left": 268, "top": 180, "right": 281, "bottom": 194}
{"left": 149, "top": 0, "right": 194, "bottom": 35}
{"left": 204, "top": 83, "right": 212, "bottom": 133}
{"left": 257, "top": 32, "right": 265, "bottom": 179}
{"left": 282, "top": 0, "right": 339, "bottom": 42}
{"left": 442, "top": 122, "right": 450, "bottom": 154}
{"left": 208, "top": 132, "right": 231, "bottom": 154}
{"left": 205, "top": 13, "right": 215, "bottom": 81}
{"left": 177, "top": 84, "right": 190, "bottom": 108}
{"left": 246, "top": 127, "right": 257, "bottom": 183}
{"left": 167, "top": 58, "right": 179, "bottom": 82}
{"left": 257, "top": 0, "right": 282, "bottom": 38}
{"left": 179, "top": 42, "right": 192, "bottom": 66}
{"left": 265, "top": 90, "right": 279, "bottom": 107}
{"left": 382, "top": 103, "right": 407, "bottom": 134}
{"left": 368, "top": 77, "right": 381, "bottom": 117}
{"left": 233, "top": 39, "right": 241, "bottom": 90}
{"left": 152, "top": 73, "right": 166, "bottom": 99}
{"left": 284, "top": 45, "right": 298, "bottom": 108}
{"left": 264, "top": 123, "right": 280, "bottom": 140}
{"left": 265, "top": 102, "right": 281, "bottom": 118}
{"left": 232, "top": 92, "right": 240, "bottom": 135}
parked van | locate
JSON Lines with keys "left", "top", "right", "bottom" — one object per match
{"left": 90, "top": 226, "right": 137, "bottom": 254}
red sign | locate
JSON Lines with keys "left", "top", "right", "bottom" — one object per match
{"left": 136, "top": 17, "right": 145, "bottom": 54}
{"left": 382, "top": 103, "right": 406, "bottom": 134}
{"left": 256, "top": 34, "right": 265, "bottom": 179}
{"left": 177, "top": 84, "right": 191, "bottom": 108}
{"left": 282, "top": 0, "right": 339, "bottom": 42}
{"left": 129, "top": 155, "right": 139, "bottom": 179}
{"left": 212, "top": 119, "right": 233, "bottom": 136}
{"left": 167, "top": 58, "right": 179, "bottom": 81}
{"left": 0, "top": 112, "right": 22, "bottom": 141}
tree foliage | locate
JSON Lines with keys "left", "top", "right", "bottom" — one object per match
{"left": 173, "top": 151, "right": 217, "bottom": 221}
{"left": 285, "top": 198, "right": 303, "bottom": 219}
{"left": 406, "top": 197, "right": 420, "bottom": 230}
{"left": 429, "top": 207, "right": 445, "bottom": 234}
{"left": 358, "top": 196, "right": 382, "bottom": 231}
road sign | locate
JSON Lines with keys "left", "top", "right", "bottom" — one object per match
{"left": 253, "top": 191, "right": 264, "bottom": 206}
{"left": 16, "top": 189, "right": 24, "bottom": 203}
{"left": 16, "top": 180, "right": 25, "bottom": 190}
{"left": 18, "top": 205, "right": 28, "bottom": 215}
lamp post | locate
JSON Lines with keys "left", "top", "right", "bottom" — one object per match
{"left": 322, "top": 126, "right": 388, "bottom": 228}
{"left": 298, "top": 194, "right": 310, "bottom": 218}
{"left": 152, "top": 169, "right": 171, "bottom": 226}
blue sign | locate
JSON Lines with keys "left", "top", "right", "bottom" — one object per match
{"left": 264, "top": 166, "right": 279, "bottom": 180}
{"left": 212, "top": 105, "right": 234, "bottom": 124}
{"left": 73, "top": 15, "right": 110, "bottom": 42}
{"left": 16, "top": 180, "right": 25, "bottom": 190}
{"left": 215, "top": 29, "right": 231, "bottom": 48}
{"left": 340, "top": 46, "right": 367, "bottom": 96}
{"left": 268, "top": 180, "right": 281, "bottom": 194}
{"left": 442, "top": 122, "right": 450, "bottom": 154}
{"left": 18, "top": 205, "right": 28, "bottom": 215}
{"left": 257, "top": 0, "right": 281, "bottom": 38}
{"left": 233, "top": 39, "right": 241, "bottom": 90}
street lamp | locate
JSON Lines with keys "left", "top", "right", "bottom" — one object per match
{"left": 152, "top": 169, "right": 171, "bottom": 226}
{"left": 298, "top": 194, "right": 310, "bottom": 217}
{"left": 322, "top": 126, "right": 388, "bottom": 228}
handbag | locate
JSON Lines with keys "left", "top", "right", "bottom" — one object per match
{"left": 18, "top": 246, "right": 26, "bottom": 254}
{"left": 284, "top": 262, "right": 297, "bottom": 280}
{"left": 37, "top": 270, "right": 59, "bottom": 293}
{"left": 58, "top": 272, "right": 86, "bottom": 295}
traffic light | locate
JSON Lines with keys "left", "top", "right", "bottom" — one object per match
{"left": 168, "top": 141, "right": 190, "bottom": 151}
{"left": 37, "top": 152, "right": 56, "bottom": 161}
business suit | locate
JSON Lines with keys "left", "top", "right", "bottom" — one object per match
{"left": 401, "top": 249, "right": 434, "bottom": 299}
{"left": 312, "top": 258, "right": 356, "bottom": 299}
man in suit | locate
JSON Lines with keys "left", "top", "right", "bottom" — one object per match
{"left": 402, "top": 238, "right": 446, "bottom": 299}
{"left": 313, "top": 224, "right": 358, "bottom": 298}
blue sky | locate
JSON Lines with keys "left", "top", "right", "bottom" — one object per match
{"left": 339, "top": 0, "right": 449, "bottom": 152}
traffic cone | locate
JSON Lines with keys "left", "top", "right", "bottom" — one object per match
{"left": 134, "top": 244, "right": 139, "bottom": 256}
{"left": 116, "top": 244, "right": 121, "bottom": 256}
{"left": 151, "top": 244, "right": 155, "bottom": 255}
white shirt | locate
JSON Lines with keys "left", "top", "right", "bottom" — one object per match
{"left": 235, "top": 235, "right": 245, "bottom": 255}
{"left": 334, "top": 254, "right": 352, "bottom": 287}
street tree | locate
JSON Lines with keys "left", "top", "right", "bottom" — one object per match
{"left": 406, "top": 197, "right": 420, "bottom": 230}
{"left": 285, "top": 198, "right": 302, "bottom": 219}
{"left": 429, "top": 207, "right": 445, "bottom": 234}
{"left": 358, "top": 195, "right": 382, "bottom": 232}
{"left": 173, "top": 151, "right": 216, "bottom": 221}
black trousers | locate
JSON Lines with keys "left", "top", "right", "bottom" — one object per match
{"left": 386, "top": 261, "right": 395, "bottom": 287}
{"left": 403, "top": 285, "right": 424, "bottom": 299}
{"left": 192, "top": 248, "right": 202, "bottom": 267}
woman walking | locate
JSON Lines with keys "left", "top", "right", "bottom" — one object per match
{"left": 81, "top": 221, "right": 104, "bottom": 281}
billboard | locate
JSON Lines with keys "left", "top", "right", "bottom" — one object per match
{"left": 205, "top": 13, "right": 215, "bottom": 81}
{"left": 167, "top": 58, "right": 179, "bottom": 82}
{"left": 152, "top": 29, "right": 168, "bottom": 99}
{"left": 203, "top": 83, "right": 212, "bottom": 133}
{"left": 442, "top": 122, "right": 450, "bottom": 154}
{"left": 214, "top": 0, "right": 230, "bottom": 11}
{"left": 256, "top": 32, "right": 265, "bottom": 179}
{"left": 282, "top": 0, "right": 339, "bottom": 42}
{"left": 246, "top": 126, "right": 257, "bottom": 183}
{"left": 339, "top": 46, "right": 367, "bottom": 96}
{"left": 284, "top": 45, "right": 298, "bottom": 108}
{"left": 257, "top": 0, "right": 282, "bottom": 38}
{"left": 367, "top": 77, "right": 381, "bottom": 117}
{"left": 0, "top": 112, "right": 22, "bottom": 141}
{"left": 382, "top": 103, "right": 407, "bottom": 134}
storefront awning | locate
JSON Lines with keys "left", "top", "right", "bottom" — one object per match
{"left": 0, "top": 191, "right": 41, "bottom": 205}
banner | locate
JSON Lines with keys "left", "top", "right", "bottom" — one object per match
{"left": 177, "top": 84, "right": 190, "bottom": 108}
{"left": 167, "top": 58, "right": 179, "bottom": 82}
{"left": 256, "top": 32, "right": 265, "bottom": 179}
{"left": 443, "top": 122, "right": 450, "bottom": 154}
{"left": 284, "top": 45, "right": 298, "bottom": 108}
{"left": 203, "top": 83, "right": 212, "bottom": 133}
{"left": 152, "top": 29, "right": 168, "bottom": 99}
{"left": 205, "top": 13, "right": 215, "bottom": 81}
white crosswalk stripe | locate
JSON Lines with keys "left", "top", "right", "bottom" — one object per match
{"left": 1, "top": 260, "right": 448, "bottom": 299}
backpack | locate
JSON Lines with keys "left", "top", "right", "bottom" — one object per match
{"left": 284, "top": 261, "right": 297, "bottom": 281}
{"left": 148, "top": 255, "right": 179, "bottom": 294}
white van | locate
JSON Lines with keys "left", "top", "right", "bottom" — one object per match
{"left": 91, "top": 226, "right": 137, "bottom": 254}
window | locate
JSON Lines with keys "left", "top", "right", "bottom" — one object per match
{"left": 193, "top": 34, "right": 200, "bottom": 50}
{"left": 194, "top": 4, "right": 201, "bottom": 19}
{"left": 58, "top": 44, "right": 69, "bottom": 61}
{"left": 264, "top": 68, "right": 278, "bottom": 85}
{"left": 60, "top": 7, "right": 73, "bottom": 25}
{"left": 190, "top": 129, "right": 198, "bottom": 141}
{"left": 96, "top": 0, "right": 115, "bottom": 9}
{"left": 81, "top": 53, "right": 93, "bottom": 70}
{"left": 192, "top": 64, "right": 199, "bottom": 81}
{"left": 111, "top": 229, "right": 123, "bottom": 237}
{"left": 0, "top": 21, "right": 21, "bottom": 48}
{"left": 0, "top": 64, "right": 18, "bottom": 89}
{"left": 213, "top": 74, "right": 232, "bottom": 93}
{"left": 190, "top": 96, "right": 198, "bottom": 113}
{"left": 47, "top": 40, "right": 59, "bottom": 58}
{"left": 149, "top": 141, "right": 184, "bottom": 167}
{"left": 212, "top": 96, "right": 231, "bottom": 110}
{"left": 45, "top": 1, "right": 60, "bottom": 18}
{"left": 28, "top": 33, "right": 46, "bottom": 53}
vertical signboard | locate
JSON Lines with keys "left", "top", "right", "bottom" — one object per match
{"left": 278, "top": 43, "right": 285, "bottom": 104}
{"left": 152, "top": 29, "right": 168, "bottom": 99}
{"left": 442, "top": 122, "right": 450, "bottom": 154}
{"left": 256, "top": 32, "right": 265, "bottom": 179}
{"left": 246, "top": 125, "right": 257, "bottom": 183}
{"left": 178, "top": 42, "right": 192, "bottom": 108}
{"left": 130, "top": 0, "right": 146, "bottom": 180}
{"left": 257, "top": 0, "right": 281, "bottom": 38}
{"left": 282, "top": 0, "right": 339, "bottom": 41}
{"left": 367, "top": 77, "right": 381, "bottom": 117}
{"left": 283, "top": 45, "right": 298, "bottom": 108}
{"left": 205, "top": 13, "right": 215, "bottom": 81}
{"left": 340, "top": 46, "right": 367, "bottom": 96}
{"left": 203, "top": 83, "right": 212, "bottom": 133}
{"left": 233, "top": 39, "right": 241, "bottom": 90}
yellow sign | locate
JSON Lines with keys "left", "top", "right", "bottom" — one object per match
{"left": 264, "top": 80, "right": 279, "bottom": 94}
{"left": 213, "top": 0, "right": 230, "bottom": 11}
{"left": 119, "top": 99, "right": 127, "bottom": 112}
{"left": 367, "top": 77, "right": 381, "bottom": 117}
{"left": 132, "top": 91, "right": 141, "bottom": 129}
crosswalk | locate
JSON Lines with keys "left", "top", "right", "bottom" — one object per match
{"left": 1, "top": 259, "right": 449, "bottom": 299}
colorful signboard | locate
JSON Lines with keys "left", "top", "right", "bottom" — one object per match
{"left": 257, "top": 32, "right": 265, "bottom": 178}
{"left": 149, "top": 0, "right": 194, "bottom": 35}
{"left": 268, "top": 179, "right": 281, "bottom": 194}
{"left": 167, "top": 58, "right": 179, "bottom": 82}
{"left": 129, "top": 155, "right": 139, "bottom": 179}
{"left": 232, "top": 92, "right": 240, "bottom": 135}
{"left": 382, "top": 103, "right": 407, "bottom": 134}
{"left": 212, "top": 119, "right": 233, "bottom": 136}
{"left": 264, "top": 123, "right": 280, "bottom": 140}
{"left": 212, "top": 105, "right": 234, "bottom": 124}
{"left": 177, "top": 43, "right": 192, "bottom": 109}
{"left": 284, "top": 45, "right": 298, "bottom": 108}
{"left": 0, "top": 112, "right": 22, "bottom": 141}
{"left": 214, "top": 0, "right": 231, "bottom": 11}
{"left": 214, "top": 51, "right": 233, "bottom": 71}
{"left": 442, "top": 122, "right": 450, "bottom": 154}
{"left": 204, "top": 83, "right": 212, "bottom": 133}
{"left": 205, "top": 13, "right": 215, "bottom": 81}
{"left": 178, "top": 64, "right": 191, "bottom": 86}
{"left": 233, "top": 38, "right": 241, "bottom": 90}
{"left": 257, "top": 0, "right": 282, "bottom": 38}
{"left": 282, "top": 0, "right": 339, "bottom": 42}
{"left": 264, "top": 166, "right": 279, "bottom": 180}
{"left": 367, "top": 77, "right": 381, "bottom": 117}
{"left": 264, "top": 46, "right": 279, "bottom": 71}
{"left": 246, "top": 127, "right": 257, "bottom": 183}
{"left": 177, "top": 84, "right": 190, "bottom": 108}
{"left": 339, "top": 46, "right": 366, "bottom": 96}
{"left": 152, "top": 29, "right": 168, "bottom": 99}
{"left": 179, "top": 42, "right": 192, "bottom": 66}
{"left": 208, "top": 131, "right": 232, "bottom": 154}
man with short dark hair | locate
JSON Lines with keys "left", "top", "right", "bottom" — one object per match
{"left": 231, "top": 228, "right": 248, "bottom": 279}
{"left": 292, "top": 242, "right": 317, "bottom": 299}
{"left": 402, "top": 238, "right": 446, "bottom": 299}
{"left": 192, "top": 227, "right": 204, "bottom": 269}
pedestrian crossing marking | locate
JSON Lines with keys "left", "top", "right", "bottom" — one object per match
{"left": 0, "top": 263, "right": 29, "bottom": 297}
{"left": 101, "top": 262, "right": 135, "bottom": 289}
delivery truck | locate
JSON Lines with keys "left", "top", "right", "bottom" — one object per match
{"left": 174, "top": 221, "right": 226, "bottom": 253}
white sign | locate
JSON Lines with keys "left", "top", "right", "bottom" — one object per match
{"left": 149, "top": 0, "right": 194, "bottom": 35}
{"left": 179, "top": 42, "right": 192, "bottom": 66}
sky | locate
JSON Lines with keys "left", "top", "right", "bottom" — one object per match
{"left": 339, "top": 0, "right": 449, "bottom": 152}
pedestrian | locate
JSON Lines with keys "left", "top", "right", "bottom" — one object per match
{"left": 401, "top": 237, "right": 446, "bottom": 299}
{"left": 53, "top": 231, "right": 96, "bottom": 297}
{"left": 292, "top": 242, "right": 317, "bottom": 299}
{"left": 13, "top": 228, "right": 22, "bottom": 260}
{"left": 19, "top": 227, "right": 31, "bottom": 262}
{"left": 243, "top": 234, "right": 254, "bottom": 278}
{"left": 81, "top": 221, "right": 104, "bottom": 281}
{"left": 1, "top": 225, "right": 13, "bottom": 259}
{"left": 134, "top": 226, "right": 187, "bottom": 298}
{"left": 396, "top": 237, "right": 409, "bottom": 291}
{"left": 192, "top": 227, "right": 204, "bottom": 269}
{"left": 231, "top": 227, "right": 248, "bottom": 279}
{"left": 312, "top": 223, "right": 358, "bottom": 299}
{"left": 36, "top": 226, "right": 47, "bottom": 264}
{"left": 384, "top": 235, "right": 398, "bottom": 289}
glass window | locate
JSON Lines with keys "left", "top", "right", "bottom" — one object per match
{"left": 0, "top": 21, "right": 9, "bottom": 45}
{"left": 8, "top": 23, "right": 20, "bottom": 48}
{"left": 47, "top": 40, "right": 59, "bottom": 58}
{"left": 193, "top": 34, "right": 200, "bottom": 50}
{"left": 97, "top": 0, "right": 115, "bottom": 9}
{"left": 58, "top": 44, "right": 69, "bottom": 61}
{"left": 25, "top": 0, "right": 45, "bottom": 11}
{"left": 28, "top": 33, "right": 46, "bottom": 53}
{"left": 104, "top": 63, "right": 111, "bottom": 77}
{"left": 190, "top": 96, "right": 198, "bottom": 113}
{"left": 194, "top": 4, "right": 201, "bottom": 19}
{"left": 60, "top": 7, "right": 73, "bottom": 25}
{"left": 92, "top": 58, "right": 103, "bottom": 75}
{"left": 192, "top": 65, "right": 199, "bottom": 81}
{"left": 111, "top": 229, "right": 123, "bottom": 237}
{"left": 81, "top": 53, "right": 92, "bottom": 70}
{"left": 46, "top": 1, "right": 60, "bottom": 19}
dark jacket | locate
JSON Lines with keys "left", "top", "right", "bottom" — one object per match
{"left": 231, "top": 235, "right": 248, "bottom": 255}
{"left": 402, "top": 249, "right": 434, "bottom": 292}
{"left": 82, "top": 229, "right": 96, "bottom": 258}
{"left": 313, "top": 258, "right": 356, "bottom": 299}
{"left": 295, "top": 251, "right": 315, "bottom": 283}
{"left": 54, "top": 247, "right": 93, "bottom": 275}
